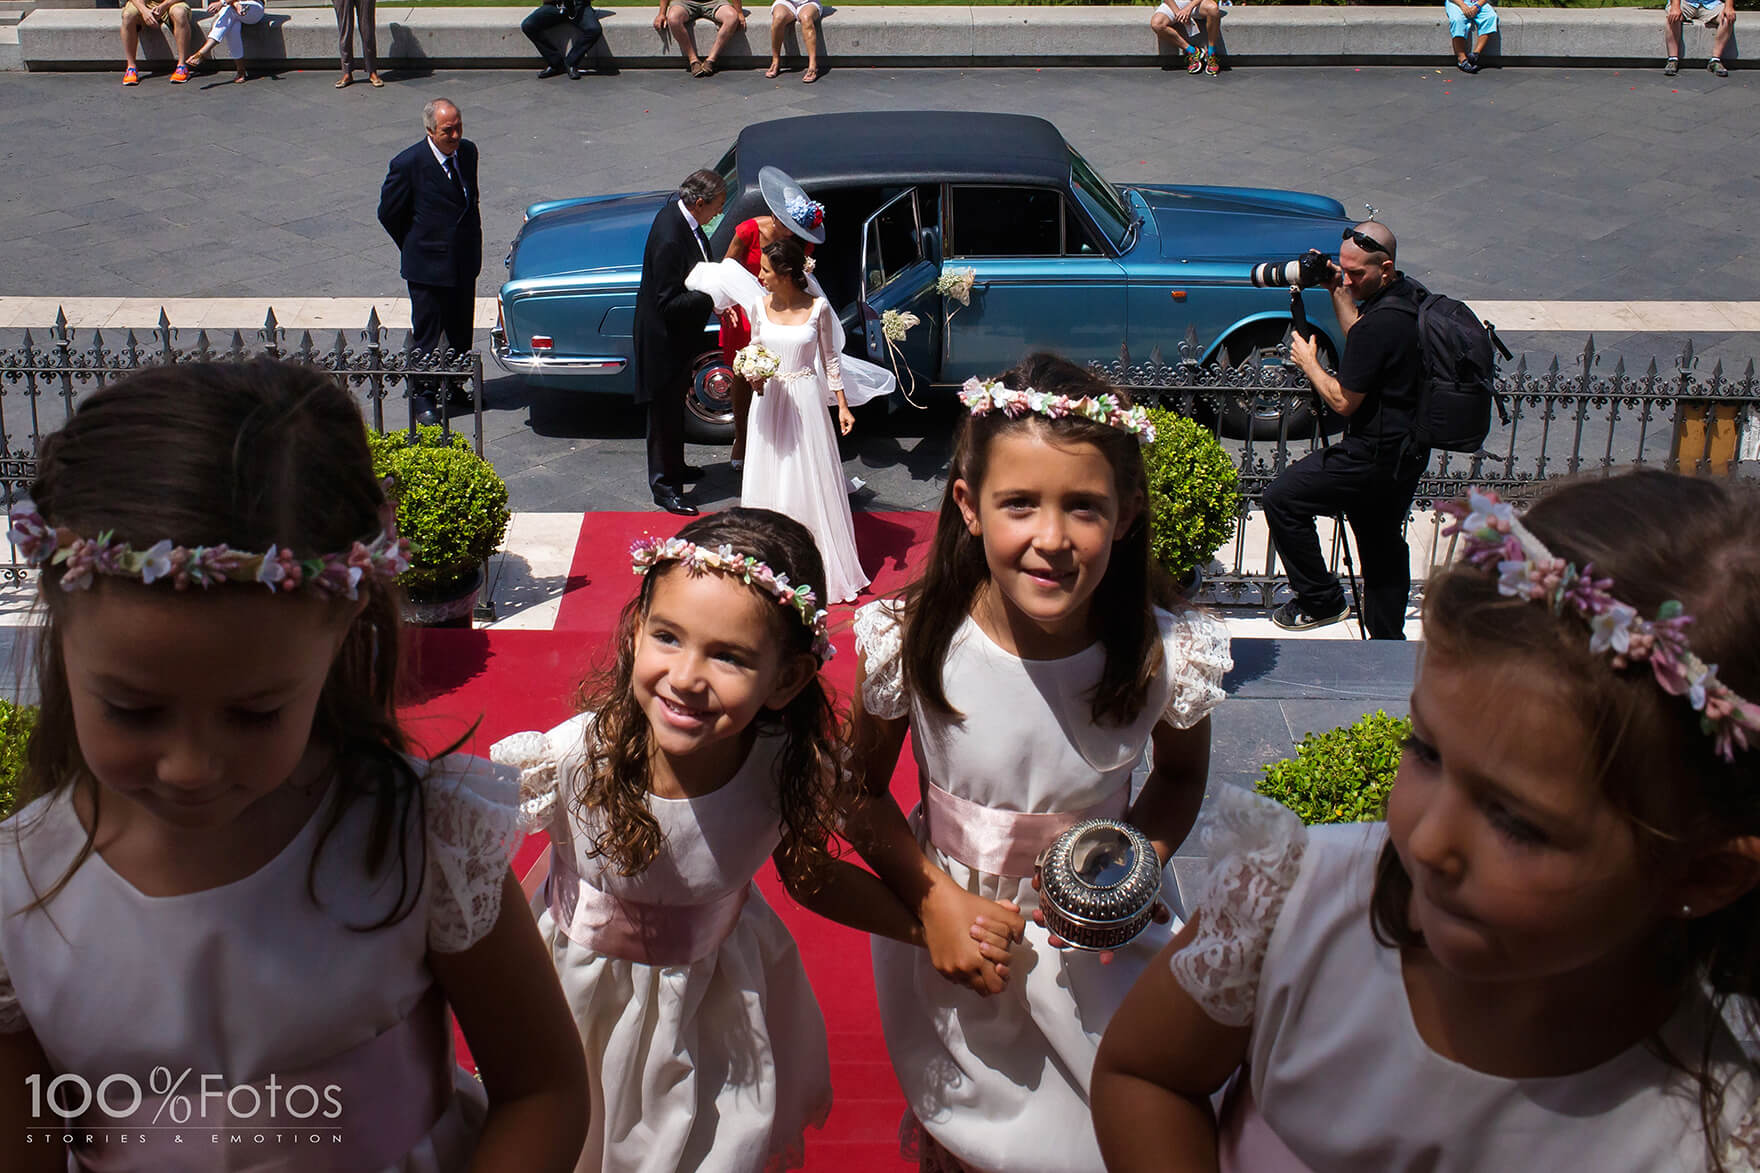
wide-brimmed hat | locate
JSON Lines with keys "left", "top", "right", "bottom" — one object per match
{"left": 757, "top": 165, "right": 826, "bottom": 244}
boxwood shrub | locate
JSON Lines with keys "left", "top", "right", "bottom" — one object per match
{"left": 1142, "top": 407, "right": 1242, "bottom": 585}
{"left": 1257, "top": 708, "right": 1411, "bottom": 825}
{"left": 0, "top": 700, "right": 37, "bottom": 819}
{"left": 366, "top": 426, "right": 510, "bottom": 598}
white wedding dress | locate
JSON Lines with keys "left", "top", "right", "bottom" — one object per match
{"left": 687, "top": 259, "right": 894, "bottom": 605}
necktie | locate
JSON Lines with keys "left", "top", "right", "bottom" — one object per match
{"left": 444, "top": 156, "right": 466, "bottom": 201}
{"left": 694, "top": 226, "right": 711, "bottom": 260}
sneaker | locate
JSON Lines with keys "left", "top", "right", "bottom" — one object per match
{"left": 1708, "top": 57, "right": 1728, "bottom": 77}
{"left": 1271, "top": 599, "right": 1351, "bottom": 631}
{"left": 122, "top": 65, "right": 140, "bottom": 86}
{"left": 1456, "top": 56, "right": 1478, "bottom": 73}
{"left": 1205, "top": 48, "right": 1220, "bottom": 75}
{"left": 1187, "top": 48, "right": 1204, "bottom": 74}
{"left": 1664, "top": 56, "right": 1680, "bottom": 76}
{"left": 170, "top": 62, "right": 190, "bottom": 83}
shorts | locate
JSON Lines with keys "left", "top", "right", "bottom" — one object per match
{"left": 1443, "top": 0, "right": 1497, "bottom": 38}
{"left": 771, "top": 0, "right": 820, "bottom": 16}
{"left": 671, "top": 0, "right": 732, "bottom": 21}
{"left": 1678, "top": 0, "right": 1724, "bottom": 21}
{"left": 1154, "top": 1, "right": 1199, "bottom": 38}
{"left": 121, "top": 0, "right": 190, "bottom": 25}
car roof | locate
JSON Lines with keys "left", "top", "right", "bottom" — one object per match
{"left": 733, "top": 112, "right": 1071, "bottom": 189}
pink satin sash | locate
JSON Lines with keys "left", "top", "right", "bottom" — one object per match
{"left": 548, "top": 856, "right": 749, "bottom": 966}
{"left": 1218, "top": 1074, "right": 1314, "bottom": 1173}
{"left": 75, "top": 985, "right": 456, "bottom": 1173}
{"left": 922, "top": 781, "right": 1129, "bottom": 878}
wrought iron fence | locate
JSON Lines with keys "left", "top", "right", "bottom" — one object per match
{"left": 0, "top": 307, "right": 484, "bottom": 584}
{"left": 1095, "top": 329, "right": 1760, "bottom": 608}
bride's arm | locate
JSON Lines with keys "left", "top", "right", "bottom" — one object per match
{"left": 815, "top": 302, "right": 854, "bottom": 435}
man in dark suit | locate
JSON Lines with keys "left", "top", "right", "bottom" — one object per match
{"left": 521, "top": 0, "right": 602, "bottom": 78}
{"left": 634, "top": 168, "right": 724, "bottom": 516}
{"left": 376, "top": 97, "right": 482, "bottom": 426}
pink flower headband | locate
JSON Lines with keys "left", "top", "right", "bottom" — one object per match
{"left": 630, "top": 536, "right": 835, "bottom": 661}
{"left": 7, "top": 498, "right": 410, "bottom": 601}
{"left": 958, "top": 377, "right": 1157, "bottom": 444}
{"left": 1440, "top": 487, "right": 1760, "bottom": 761}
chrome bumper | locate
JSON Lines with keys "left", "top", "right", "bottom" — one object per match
{"left": 490, "top": 328, "right": 628, "bottom": 376}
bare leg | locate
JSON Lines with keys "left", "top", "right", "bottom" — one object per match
{"left": 667, "top": 5, "right": 700, "bottom": 67}
{"left": 703, "top": 3, "right": 740, "bottom": 67}
{"left": 1471, "top": 30, "right": 1490, "bottom": 56}
{"left": 122, "top": 9, "right": 143, "bottom": 69}
{"left": 1197, "top": 0, "right": 1219, "bottom": 54}
{"left": 799, "top": 5, "right": 820, "bottom": 79}
{"left": 1150, "top": 12, "right": 1193, "bottom": 55}
{"left": 1452, "top": 33, "right": 1469, "bottom": 62}
{"left": 767, "top": 6, "right": 791, "bottom": 75}
{"left": 170, "top": 7, "right": 195, "bottom": 64}
{"left": 1713, "top": 9, "right": 1734, "bottom": 57}
{"left": 1664, "top": 8, "right": 1684, "bottom": 58}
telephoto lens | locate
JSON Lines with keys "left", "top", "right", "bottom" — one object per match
{"left": 1249, "top": 258, "right": 1306, "bottom": 289}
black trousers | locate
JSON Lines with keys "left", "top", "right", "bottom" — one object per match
{"left": 1261, "top": 438, "right": 1425, "bottom": 639}
{"left": 521, "top": 4, "right": 603, "bottom": 67}
{"left": 646, "top": 383, "right": 686, "bottom": 489}
{"left": 408, "top": 280, "right": 475, "bottom": 401}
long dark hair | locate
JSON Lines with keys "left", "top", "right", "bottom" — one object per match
{"left": 1371, "top": 470, "right": 1760, "bottom": 1168}
{"left": 901, "top": 352, "right": 1176, "bottom": 725}
{"left": 572, "top": 509, "right": 849, "bottom": 889}
{"left": 11, "top": 360, "right": 422, "bottom": 927}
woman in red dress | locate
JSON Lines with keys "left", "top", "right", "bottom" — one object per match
{"left": 720, "top": 214, "right": 814, "bottom": 469}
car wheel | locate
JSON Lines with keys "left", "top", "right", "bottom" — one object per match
{"left": 1211, "top": 324, "right": 1336, "bottom": 442}
{"left": 683, "top": 350, "right": 737, "bottom": 446}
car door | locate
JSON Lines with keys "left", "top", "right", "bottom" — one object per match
{"left": 858, "top": 187, "right": 942, "bottom": 391}
{"left": 941, "top": 185, "right": 1127, "bottom": 383}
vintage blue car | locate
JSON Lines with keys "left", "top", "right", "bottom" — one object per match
{"left": 492, "top": 110, "right": 1355, "bottom": 441}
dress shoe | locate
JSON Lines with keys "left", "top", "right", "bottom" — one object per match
{"left": 538, "top": 64, "right": 564, "bottom": 78}
{"left": 568, "top": 64, "right": 584, "bottom": 80}
{"left": 680, "top": 464, "right": 706, "bottom": 482}
{"left": 411, "top": 395, "right": 441, "bottom": 428}
{"left": 652, "top": 487, "right": 698, "bottom": 516}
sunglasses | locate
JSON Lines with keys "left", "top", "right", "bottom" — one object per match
{"left": 1342, "top": 228, "right": 1393, "bottom": 259}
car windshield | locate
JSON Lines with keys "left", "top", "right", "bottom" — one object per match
{"left": 704, "top": 146, "right": 740, "bottom": 236}
{"left": 1067, "top": 147, "right": 1132, "bottom": 251}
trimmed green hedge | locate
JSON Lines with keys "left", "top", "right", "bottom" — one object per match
{"left": 366, "top": 427, "right": 511, "bottom": 598}
{"left": 1142, "top": 408, "right": 1242, "bottom": 585}
{"left": 0, "top": 701, "right": 37, "bottom": 820}
{"left": 1257, "top": 708, "right": 1410, "bottom": 825}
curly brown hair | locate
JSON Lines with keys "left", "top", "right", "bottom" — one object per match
{"left": 1371, "top": 470, "right": 1760, "bottom": 1170}
{"left": 901, "top": 352, "right": 1177, "bottom": 726}
{"left": 570, "top": 508, "right": 851, "bottom": 889}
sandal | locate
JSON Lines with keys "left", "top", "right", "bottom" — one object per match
{"left": 765, "top": 61, "right": 781, "bottom": 78}
{"left": 802, "top": 66, "right": 819, "bottom": 83}
{"left": 369, "top": 72, "right": 384, "bottom": 87}
{"left": 689, "top": 59, "right": 710, "bottom": 76}
{"left": 1708, "top": 57, "right": 1728, "bottom": 77}
{"left": 700, "top": 57, "right": 718, "bottom": 75}
{"left": 1664, "top": 56, "right": 1679, "bottom": 76}
{"left": 170, "top": 62, "right": 190, "bottom": 83}
{"left": 122, "top": 65, "right": 140, "bottom": 85}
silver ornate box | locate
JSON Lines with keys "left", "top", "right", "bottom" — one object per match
{"left": 1035, "top": 818, "right": 1161, "bottom": 951}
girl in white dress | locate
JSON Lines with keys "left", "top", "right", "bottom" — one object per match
{"left": 0, "top": 361, "right": 588, "bottom": 1173}
{"left": 491, "top": 507, "right": 925, "bottom": 1173}
{"left": 687, "top": 238, "right": 894, "bottom": 606}
{"left": 844, "top": 354, "right": 1234, "bottom": 1173}
{"left": 1096, "top": 472, "right": 1760, "bottom": 1173}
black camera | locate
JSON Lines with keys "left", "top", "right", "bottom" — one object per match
{"left": 1249, "top": 250, "right": 1334, "bottom": 290}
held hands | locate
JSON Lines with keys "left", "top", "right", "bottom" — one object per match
{"left": 923, "top": 885, "right": 1024, "bottom": 996}
{"left": 1027, "top": 872, "right": 1171, "bottom": 965}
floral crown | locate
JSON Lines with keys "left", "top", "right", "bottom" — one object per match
{"left": 1440, "top": 487, "right": 1760, "bottom": 761}
{"left": 7, "top": 498, "right": 410, "bottom": 600}
{"left": 957, "top": 377, "right": 1157, "bottom": 444}
{"left": 784, "top": 192, "right": 825, "bottom": 233}
{"left": 630, "top": 536, "right": 835, "bottom": 661}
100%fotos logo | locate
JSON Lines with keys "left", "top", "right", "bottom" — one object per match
{"left": 27, "top": 1067, "right": 342, "bottom": 1124}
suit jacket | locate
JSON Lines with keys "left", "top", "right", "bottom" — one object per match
{"left": 377, "top": 138, "right": 483, "bottom": 289}
{"left": 633, "top": 201, "right": 715, "bottom": 404}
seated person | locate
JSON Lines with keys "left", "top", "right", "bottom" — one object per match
{"left": 1664, "top": 0, "right": 1734, "bottom": 76}
{"left": 522, "top": 0, "right": 603, "bottom": 79}
{"left": 1151, "top": 0, "right": 1223, "bottom": 76}
{"left": 767, "top": 0, "right": 823, "bottom": 84}
{"left": 120, "top": 0, "right": 195, "bottom": 86}
{"left": 1445, "top": 0, "right": 1495, "bottom": 72}
{"left": 180, "top": 0, "right": 266, "bottom": 84}
{"left": 654, "top": 0, "right": 745, "bottom": 77}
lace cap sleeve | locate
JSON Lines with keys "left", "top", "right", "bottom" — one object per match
{"left": 0, "top": 949, "right": 23, "bottom": 1034}
{"left": 853, "top": 600, "right": 908, "bottom": 720}
{"left": 1159, "top": 608, "right": 1233, "bottom": 730}
{"left": 424, "top": 754, "right": 522, "bottom": 954}
{"left": 1169, "top": 785, "right": 1307, "bottom": 1027}
{"left": 490, "top": 713, "right": 593, "bottom": 835}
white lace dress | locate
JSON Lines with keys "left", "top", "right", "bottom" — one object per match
{"left": 1172, "top": 786, "right": 1760, "bottom": 1173}
{"left": 688, "top": 258, "right": 894, "bottom": 605}
{"left": 0, "top": 753, "right": 521, "bottom": 1173}
{"left": 856, "top": 601, "right": 1233, "bottom": 1173}
{"left": 491, "top": 714, "right": 832, "bottom": 1173}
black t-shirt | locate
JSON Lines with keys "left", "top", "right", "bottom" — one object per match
{"left": 1336, "top": 275, "right": 1422, "bottom": 446}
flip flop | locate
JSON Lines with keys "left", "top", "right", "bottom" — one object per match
{"left": 369, "top": 73, "right": 384, "bottom": 87}
{"left": 765, "top": 62, "right": 781, "bottom": 78}
{"left": 802, "top": 66, "right": 819, "bottom": 83}
{"left": 335, "top": 73, "right": 353, "bottom": 88}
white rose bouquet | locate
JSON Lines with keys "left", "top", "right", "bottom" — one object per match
{"left": 732, "top": 343, "right": 780, "bottom": 383}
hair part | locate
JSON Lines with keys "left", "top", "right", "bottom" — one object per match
{"left": 572, "top": 508, "right": 851, "bottom": 889}
{"left": 762, "top": 237, "right": 810, "bottom": 293}
{"left": 1370, "top": 470, "right": 1760, "bottom": 1169}
{"left": 678, "top": 168, "right": 726, "bottom": 209}
{"left": 11, "top": 359, "right": 424, "bottom": 927}
{"left": 901, "top": 352, "right": 1176, "bottom": 726}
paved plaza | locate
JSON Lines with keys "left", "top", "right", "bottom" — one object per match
{"left": 3, "top": 62, "right": 1757, "bottom": 515}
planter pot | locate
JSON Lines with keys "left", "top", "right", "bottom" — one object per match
{"left": 402, "top": 566, "right": 483, "bottom": 629}
{"left": 1176, "top": 563, "right": 1204, "bottom": 599}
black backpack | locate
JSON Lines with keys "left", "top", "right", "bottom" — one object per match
{"left": 1379, "top": 280, "right": 1510, "bottom": 454}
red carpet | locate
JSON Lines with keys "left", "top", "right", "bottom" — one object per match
{"left": 399, "top": 512, "right": 941, "bottom": 1170}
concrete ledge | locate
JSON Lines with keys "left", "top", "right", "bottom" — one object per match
{"left": 15, "top": 5, "right": 1743, "bottom": 72}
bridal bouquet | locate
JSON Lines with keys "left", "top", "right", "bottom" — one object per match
{"left": 733, "top": 343, "right": 780, "bottom": 382}
{"left": 935, "top": 267, "right": 977, "bottom": 306}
